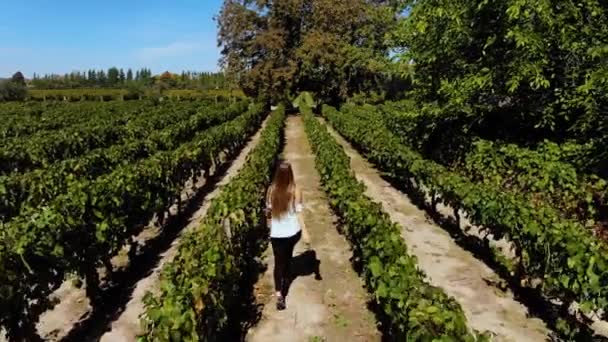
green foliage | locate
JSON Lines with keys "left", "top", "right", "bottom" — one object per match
{"left": 376, "top": 100, "right": 608, "bottom": 230}
{"left": 373, "top": 100, "right": 470, "bottom": 167}
{"left": 302, "top": 106, "right": 482, "bottom": 340}
{"left": 0, "top": 101, "right": 249, "bottom": 222}
{"left": 0, "top": 101, "right": 227, "bottom": 174}
{"left": 0, "top": 102, "right": 263, "bottom": 340}
{"left": 0, "top": 80, "right": 27, "bottom": 102}
{"left": 141, "top": 105, "right": 286, "bottom": 341}
{"left": 163, "top": 89, "right": 245, "bottom": 101}
{"left": 391, "top": 0, "right": 608, "bottom": 159}
{"left": 29, "top": 68, "right": 230, "bottom": 90}
{"left": 26, "top": 88, "right": 244, "bottom": 102}
{"left": 28, "top": 88, "right": 130, "bottom": 101}
{"left": 218, "top": 0, "right": 401, "bottom": 103}
{"left": 0, "top": 101, "right": 171, "bottom": 139}
{"left": 375, "top": 100, "right": 608, "bottom": 236}
{"left": 461, "top": 139, "right": 608, "bottom": 227}
{"left": 292, "top": 91, "right": 316, "bottom": 109}
{"left": 323, "top": 103, "right": 608, "bottom": 338}
{"left": 10, "top": 72, "right": 25, "bottom": 86}
{"left": 125, "top": 82, "right": 146, "bottom": 99}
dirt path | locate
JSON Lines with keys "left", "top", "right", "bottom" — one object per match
{"left": 97, "top": 117, "right": 270, "bottom": 342}
{"left": 246, "top": 116, "right": 380, "bottom": 342}
{"left": 323, "top": 120, "right": 550, "bottom": 342}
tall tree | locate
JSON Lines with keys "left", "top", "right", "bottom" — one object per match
{"left": 390, "top": 0, "right": 608, "bottom": 175}
{"left": 1, "top": 71, "right": 28, "bottom": 101}
{"left": 218, "top": 0, "right": 399, "bottom": 103}
{"left": 157, "top": 71, "right": 177, "bottom": 90}
{"left": 107, "top": 67, "right": 119, "bottom": 86}
{"left": 11, "top": 72, "right": 26, "bottom": 86}
{"left": 126, "top": 68, "right": 133, "bottom": 82}
{"left": 98, "top": 70, "right": 107, "bottom": 86}
{"left": 393, "top": 0, "right": 608, "bottom": 138}
{"left": 119, "top": 68, "right": 126, "bottom": 84}
{"left": 89, "top": 70, "right": 97, "bottom": 86}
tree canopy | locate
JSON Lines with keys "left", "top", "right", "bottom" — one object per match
{"left": 392, "top": 0, "right": 608, "bottom": 142}
{"left": 0, "top": 71, "right": 27, "bottom": 101}
{"left": 218, "top": 0, "right": 402, "bottom": 103}
{"left": 10, "top": 72, "right": 26, "bottom": 86}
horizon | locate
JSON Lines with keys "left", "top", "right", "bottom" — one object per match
{"left": 4, "top": 68, "right": 224, "bottom": 81}
{"left": 0, "top": 0, "right": 224, "bottom": 78}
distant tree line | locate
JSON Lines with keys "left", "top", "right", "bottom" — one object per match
{"left": 29, "top": 68, "right": 228, "bottom": 90}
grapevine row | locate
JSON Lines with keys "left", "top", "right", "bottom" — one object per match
{"left": 323, "top": 104, "right": 608, "bottom": 335}
{"left": 460, "top": 140, "right": 608, "bottom": 229}
{"left": 0, "top": 101, "right": 249, "bottom": 221}
{"left": 141, "top": 105, "right": 285, "bottom": 341}
{"left": 0, "top": 100, "right": 213, "bottom": 174}
{"left": 26, "top": 88, "right": 244, "bottom": 102}
{"left": 0, "top": 100, "right": 163, "bottom": 139}
{"left": 374, "top": 102, "right": 607, "bottom": 231}
{"left": 0, "top": 101, "right": 167, "bottom": 148}
{"left": 301, "top": 106, "right": 481, "bottom": 340}
{"left": 0, "top": 103, "right": 265, "bottom": 341}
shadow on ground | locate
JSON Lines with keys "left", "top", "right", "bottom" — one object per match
{"left": 282, "top": 249, "right": 323, "bottom": 297}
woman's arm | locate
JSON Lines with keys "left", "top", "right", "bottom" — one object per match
{"left": 295, "top": 187, "right": 311, "bottom": 245}
{"left": 265, "top": 185, "right": 273, "bottom": 226}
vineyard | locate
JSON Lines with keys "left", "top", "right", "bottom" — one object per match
{"left": 26, "top": 89, "right": 245, "bottom": 102}
{"left": 0, "top": 101, "right": 606, "bottom": 341}
{"left": 2, "top": 0, "right": 608, "bottom": 341}
{"left": 0, "top": 99, "right": 267, "bottom": 340}
{"left": 321, "top": 102, "right": 608, "bottom": 339}
{"left": 3, "top": 95, "right": 607, "bottom": 341}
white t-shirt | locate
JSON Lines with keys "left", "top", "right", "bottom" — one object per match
{"left": 267, "top": 201, "right": 303, "bottom": 238}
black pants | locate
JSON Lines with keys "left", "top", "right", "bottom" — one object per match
{"left": 270, "top": 231, "right": 301, "bottom": 293}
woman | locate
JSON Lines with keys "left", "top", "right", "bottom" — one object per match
{"left": 265, "top": 161, "right": 310, "bottom": 310}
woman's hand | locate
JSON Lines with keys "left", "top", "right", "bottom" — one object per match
{"left": 301, "top": 224, "right": 311, "bottom": 247}
{"left": 264, "top": 208, "right": 271, "bottom": 227}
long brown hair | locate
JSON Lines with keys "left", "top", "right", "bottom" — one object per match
{"left": 269, "top": 162, "right": 296, "bottom": 219}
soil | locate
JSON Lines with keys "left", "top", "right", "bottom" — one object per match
{"left": 246, "top": 116, "right": 380, "bottom": 342}
{"left": 323, "top": 119, "right": 551, "bottom": 342}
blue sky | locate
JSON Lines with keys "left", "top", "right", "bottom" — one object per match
{"left": 0, "top": 0, "right": 223, "bottom": 77}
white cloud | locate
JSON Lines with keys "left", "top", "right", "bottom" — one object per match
{"left": 136, "top": 41, "right": 202, "bottom": 62}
